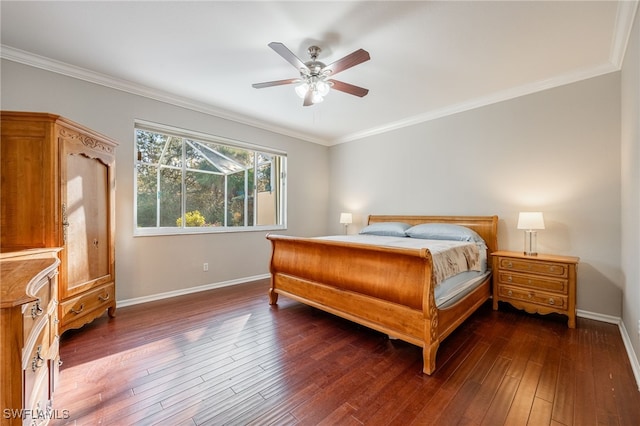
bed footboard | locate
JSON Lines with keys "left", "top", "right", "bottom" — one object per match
{"left": 267, "top": 234, "right": 441, "bottom": 374}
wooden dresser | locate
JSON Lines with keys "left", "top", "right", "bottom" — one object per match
{"left": 492, "top": 250, "right": 579, "bottom": 328}
{"left": 1, "top": 112, "right": 118, "bottom": 335}
{"left": 1, "top": 249, "right": 62, "bottom": 425}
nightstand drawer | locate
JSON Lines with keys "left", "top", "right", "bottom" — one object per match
{"left": 498, "top": 258, "right": 569, "bottom": 278}
{"left": 498, "top": 285, "right": 568, "bottom": 310}
{"left": 497, "top": 271, "right": 567, "bottom": 294}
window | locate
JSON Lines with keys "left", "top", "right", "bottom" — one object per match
{"left": 134, "top": 121, "right": 286, "bottom": 236}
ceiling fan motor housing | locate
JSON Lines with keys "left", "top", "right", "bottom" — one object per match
{"left": 302, "top": 46, "right": 327, "bottom": 76}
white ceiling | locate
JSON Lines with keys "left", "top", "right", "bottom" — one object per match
{"left": 1, "top": 1, "right": 637, "bottom": 145}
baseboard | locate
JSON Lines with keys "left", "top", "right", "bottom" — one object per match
{"left": 576, "top": 309, "right": 620, "bottom": 324}
{"left": 116, "top": 273, "right": 270, "bottom": 308}
{"left": 618, "top": 320, "right": 640, "bottom": 391}
{"left": 578, "top": 309, "right": 640, "bottom": 391}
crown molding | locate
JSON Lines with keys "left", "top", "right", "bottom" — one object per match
{"left": 610, "top": 0, "right": 640, "bottom": 67}
{"left": 0, "top": 45, "right": 327, "bottom": 146}
{"left": 333, "top": 61, "right": 618, "bottom": 145}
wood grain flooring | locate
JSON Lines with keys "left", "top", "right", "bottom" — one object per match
{"left": 50, "top": 278, "right": 640, "bottom": 425}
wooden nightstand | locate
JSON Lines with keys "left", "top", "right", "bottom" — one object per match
{"left": 492, "top": 250, "right": 579, "bottom": 328}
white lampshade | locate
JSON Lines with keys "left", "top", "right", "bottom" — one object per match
{"left": 517, "top": 212, "right": 545, "bottom": 230}
{"left": 339, "top": 212, "right": 353, "bottom": 225}
{"left": 316, "top": 80, "right": 331, "bottom": 96}
{"left": 295, "top": 83, "right": 309, "bottom": 98}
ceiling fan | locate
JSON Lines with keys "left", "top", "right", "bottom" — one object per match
{"left": 252, "top": 42, "right": 370, "bottom": 106}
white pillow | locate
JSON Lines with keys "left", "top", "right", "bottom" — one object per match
{"left": 405, "top": 223, "right": 485, "bottom": 245}
{"left": 359, "top": 222, "right": 411, "bottom": 237}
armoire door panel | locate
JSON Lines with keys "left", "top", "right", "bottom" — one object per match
{"left": 64, "top": 152, "right": 111, "bottom": 298}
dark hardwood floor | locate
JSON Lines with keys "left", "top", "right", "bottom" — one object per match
{"left": 51, "top": 279, "right": 640, "bottom": 425}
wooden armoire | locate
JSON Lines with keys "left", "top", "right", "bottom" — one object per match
{"left": 1, "top": 111, "right": 118, "bottom": 335}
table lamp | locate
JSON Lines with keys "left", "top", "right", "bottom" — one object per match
{"left": 339, "top": 212, "right": 352, "bottom": 235}
{"left": 517, "top": 212, "right": 545, "bottom": 256}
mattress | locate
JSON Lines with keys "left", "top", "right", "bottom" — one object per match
{"left": 435, "top": 270, "right": 491, "bottom": 308}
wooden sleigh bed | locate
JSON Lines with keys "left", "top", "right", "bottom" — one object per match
{"left": 266, "top": 215, "right": 498, "bottom": 375}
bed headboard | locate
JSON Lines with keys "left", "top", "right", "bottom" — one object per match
{"left": 367, "top": 215, "right": 499, "bottom": 255}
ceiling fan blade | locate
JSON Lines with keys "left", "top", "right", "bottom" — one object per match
{"left": 329, "top": 79, "right": 369, "bottom": 97}
{"left": 252, "top": 78, "right": 301, "bottom": 89}
{"left": 325, "top": 49, "right": 370, "bottom": 75}
{"left": 303, "top": 89, "right": 314, "bottom": 107}
{"left": 268, "top": 42, "right": 308, "bottom": 71}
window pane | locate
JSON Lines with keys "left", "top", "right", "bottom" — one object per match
{"left": 159, "top": 167, "right": 182, "bottom": 227}
{"left": 185, "top": 140, "right": 218, "bottom": 172}
{"left": 136, "top": 164, "right": 157, "bottom": 228}
{"left": 215, "top": 144, "right": 253, "bottom": 168}
{"left": 161, "top": 136, "right": 183, "bottom": 168}
{"left": 227, "top": 170, "right": 246, "bottom": 226}
{"left": 185, "top": 170, "right": 224, "bottom": 227}
{"left": 257, "top": 162, "right": 271, "bottom": 192}
{"left": 192, "top": 141, "right": 245, "bottom": 174}
{"left": 136, "top": 130, "right": 167, "bottom": 164}
{"left": 256, "top": 162, "right": 276, "bottom": 225}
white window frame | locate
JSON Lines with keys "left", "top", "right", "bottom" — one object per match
{"left": 133, "top": 120, "right": 287, "bottom": 236}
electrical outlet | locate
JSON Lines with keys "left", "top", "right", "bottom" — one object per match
{"left": 203, "top": 263, "right": 209, "bottom": 272}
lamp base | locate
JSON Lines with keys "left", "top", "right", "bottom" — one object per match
{"left": 523, "top": 230, "right": 538, "bottom": 256}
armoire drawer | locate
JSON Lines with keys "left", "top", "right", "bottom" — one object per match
{"left": 23, "top": 322, "right": 50, "bottom": 407}
{"left": 22, "top": 275, "right": 52, "bottom": 339}
{"left": 60, "top": 283, "right": 114, "bottom": 326}
{"left": 24, "top": 364, "right": 51, "bottom": 426}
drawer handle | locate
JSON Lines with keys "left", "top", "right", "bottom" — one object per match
{"left": 528, "top": 293, "right": 533, "bottom": 299}
{"left": 507, "top": 262, "right": 513, "bottom": 268}
{"left": 31, "top": 301, "right": 44, "bottom": 319}
{"left": 507, "top": 276, "right": 512, "bottom": 282}
{"left": 98, "top": 293, "right": 110, "bottom": 302}
{"left": 528, "top": 279, "right": 532, "bottom": 285}
{"left": 58, "top": 359, "right": 64, "bottom": 367}
{"left": 507, "top": 290, "right": 513, "bottom": 296}
{"left": 70, "top": 303, "right": 85, "bottom": 314}
{"left": 548, "top": 298, "right": 555, "bottom": 305}
{"left": 31, "top": 345, "right": 44, "bottom": 372}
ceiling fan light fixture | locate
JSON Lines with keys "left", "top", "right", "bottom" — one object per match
{"left": 295, "top": 82, "right": 309, "bottom": 98}
{"left": 311, "top": 91, "right": 325, "bottom": 104}
{"left": 315, "top": 79, "right": 331, "bottom": 96}
{"left": 295, "top": 77, "right": 331, "bottom": 103}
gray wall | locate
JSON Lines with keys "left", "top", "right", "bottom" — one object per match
{"left": 1, "top": 59, "right": 330, "bottom": 301}
{"left": 621, "top": 5, "right": 640, "bottom": 373}
{"left": 329, "top": 73, "right": 622, "bottom": 317}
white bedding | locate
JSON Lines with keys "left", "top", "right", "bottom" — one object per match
{"left": 315, "top": 234, "right": 487, "bottom": 285}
